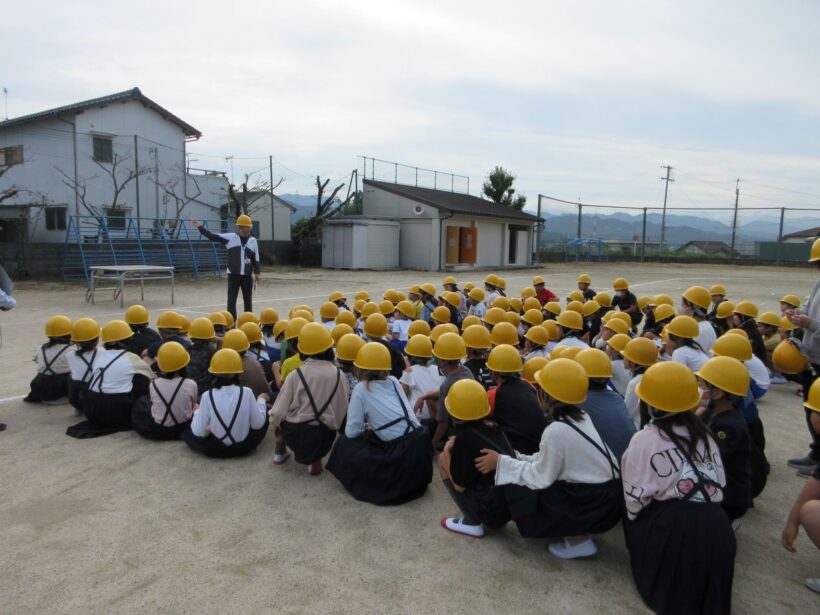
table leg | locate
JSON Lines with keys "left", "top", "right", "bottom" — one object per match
{"left": 119, "top": 275, "right": 124, "bottom": 308}
{"left": 141, "top": 276, "right": 145, "bottom": 301}
{"left": 90, "top": 272, "right": 96, "bottom": 305}
{"left": 171, "top": 272, "right": 175, "bottom": 304}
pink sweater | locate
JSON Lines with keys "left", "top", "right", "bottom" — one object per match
{"left": 620, "top": 423, "right": 726, "bottom": 520}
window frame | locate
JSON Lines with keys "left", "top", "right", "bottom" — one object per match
{"left": 92, "top": 136, "right": 114, "bottom": 163}
{"left": 45, "top": 207, "right": 67, "bottom": 231}
{"left": 0, "top": 144, "right": 24, "bottom": 167}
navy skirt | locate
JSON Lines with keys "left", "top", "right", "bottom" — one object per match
{"left": 131, "top": 396, "right": 191, "bottom": 441}
{"left": 279, "top": 420, "right": 337, "bottom": 464}
{"left": 66, "top": 391, "right": 138, "bottom": 438}
{"left": 181, "top": 416, "right": 269, "bottom": 459}
{"left": 327, "top": 428, "right": 433, "bottom": 505}
{"left": 624, "top": 499, "right": 735, "bottom": 615}
{"left": 25, "top": 372, "right": 69, "bottom": 403}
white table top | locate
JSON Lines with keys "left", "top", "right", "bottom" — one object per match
{"left": 89, "top": 265, "right": 174, "bottom": 273}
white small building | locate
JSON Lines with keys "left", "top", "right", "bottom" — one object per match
{"left": 0, "top": 88, "right": 224, "bottom": 243}
{"left": 322, "top": 179, "right": 541, "bottom": 271}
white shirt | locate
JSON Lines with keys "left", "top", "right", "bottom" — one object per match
{"left": 191, "top": 384, "right": 267, "bottom": 444}
{"left": 671, "top": 345, "right": 709, "bottom": 372}
{"left": 468, "top": 302, "right": 487, "bottom": 319}
{"left": 556, "top": 337, "right": 590, "bottom": 349}
{"left": 400, "top": 365, "right": 443, "bottom": 420}
{"left": 745, "top": 355, "right": 770, "bottom": 389}
{"left": 35, "top": 343, "right": 71, "bottom": 375}
{"left": 67, "top": 348, "right": 98, "bottom": 383}
{"left": 323, "top": 321, "right": 336, "bottom": 332}
{"left": 89, "top": 348, "right": 154, "bottom": 394}
{"left": 485, "top": 290, "right": 500, "bottom": 308}
{"left": 524, "top": 348, "right": 549, "bottom": 361}
{"left": 696, "top": 321, "right": 717, "bottom": 353}
{"left": 611, "top": 359, "right": 631, "bottom": 397}
{"left": 495, "top": 415, "right": 617, "bottom": 489}
{"left": 345, "top": 377, "right": 420, "bottom": 441}
{"left": 391, "top": 318, "right": 412, "bottom": 341}
{"left": 625, "top": 374, "right": 643, "bottom": 430}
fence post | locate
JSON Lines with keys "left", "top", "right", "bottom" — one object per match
{"left": 777, "top": 207, "right": 785, "bottom": 266}
{"left": 394, "top": 162, "right": 398, "bottom": 184}
{"left": 183, "top": 221, "right": 199, "bottom": 278}
{"left": 576, "top": 203, "right": 582, "bottom": 239}
{"left": 434, "top": 171, "right": 437, "bottom": 190}
{"left": 641, "top": 207, "right": 647, "bottom": 263}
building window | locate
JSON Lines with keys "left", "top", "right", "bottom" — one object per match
{"left": 92, "top": 136, "right": 113, "bottom": 163}
{"left": 45, "top": 207, "right": 67, "bottom": 231}
{"left": 0, "top": 144, "right": 23, "bottom": 167}
{"left": 104, "top": 207, "right": 129, "bottom": 229}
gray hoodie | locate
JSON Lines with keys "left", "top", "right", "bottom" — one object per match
{"left": 800, "top": 278, "right": 820, "bottom": 365}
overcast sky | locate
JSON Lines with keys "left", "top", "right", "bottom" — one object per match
{"left": 3, "top": 0, "right": 820, "bottom": 216}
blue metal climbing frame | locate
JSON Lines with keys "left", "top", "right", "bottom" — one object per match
{"left": 564, "top": 238, "right": 610, "bottom": 263}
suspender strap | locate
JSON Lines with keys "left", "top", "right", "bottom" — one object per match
{"left": 41, "top": 344, "right": 69, "bottom": 376}
{"left": 89, "top": 350, "right": 128, "bottom": 392}
{"left": 295, "top": 367, "right": 341, "bottom": 425}
{"left": 373, "top": 381, "right": 417, "bottom": 435}
{"left": 676, "top": 443, "right": 715, "bottom": 503}
{"left": 152, "top": 378, "right": 186, "bottom": 426}
{"left": 77, "top": 349, "right": 97, "bottom": 382}
{"left": 209, "top": 388, "right": 243, "bottom": 445}
{"left": 558, "top": 417, "right": 620, "bottom": 478}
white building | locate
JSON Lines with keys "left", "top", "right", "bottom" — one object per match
{"left": 322, "top": 179, "right": 541, "bottom": 271}
{"left": 0, "top": 88, "right": 225, "bottom": 243}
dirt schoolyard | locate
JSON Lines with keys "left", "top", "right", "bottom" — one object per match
{"left": 0, "top": 262, "right": 817, "bottom": 614}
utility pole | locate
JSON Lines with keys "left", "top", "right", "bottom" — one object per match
{"left": 269, "top": 155, "right": 275, "bottom": 243}
{"left": 730, "top": 178, "right": 740, "bottom": 258}
{"left": 2, "top": 87, "right": 7, "bottom": 120}
{"left": 659, "top": 165, "right": 674, "bottom": 251}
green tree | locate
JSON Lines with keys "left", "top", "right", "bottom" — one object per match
{"left": 482, "top": 166, "right": 526, "bottom": 210}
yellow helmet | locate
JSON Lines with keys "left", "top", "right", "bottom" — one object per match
{"left": 810, "top": 238, "right": 820, "bottom": 262}
{"left": 682, "top": 286, "right": 711, "bottom": 310}
{"left": 581, "top": 300, "right": 601, "bottom": 317}
{"left": 726, "top": 328, "right": 749, "bottom": 339}
{"left": 541, "top": 320, "right": 559, "bottom": 341}
{"left": 544, "top": 301, "right": 562, "bottom": 316}
{"left": 695, "top": 356, "right": 750, "bottom": 397}
{"left": 715, "top": 301, "right": 735, "bottom": 320}
{"left": 522, "top": 309, "right": 544, "bottom": 327}
{"left": 240, "top": 322, "right": 263, "bottom": 344}
{"left": 757, "top": 311, "right": 782, "bottom": 328}
{"left": 45, "top": 315, "right": 73, "bottom": 338}
{"left": 803, "top": 378, "right": 820, "bottom": 412}
{"left": 335, "top": 311, "right": 357, "bottom": 329}
{"left": 462, "top": 282, "right": 475, "bottom": 292}
{"left": 124, "top": 304, "right": 150, "bottom": 325}
{"left": 535, "top": 358, "right": 588, "bottom": 405}
{"left": 491, "top": 296, "right": 511, "bottom": 311}
{"left": 443, "top": 275, "right": 457, "bottom": 286}
{"left": 637, "top": 296, "right": 651, "bottom": 310}
{"left": 378, "top": 300, "right": 395, "bottom": 316}
{"left": 383, "top": 289, "right": 400, "bottom": 304}
{"left": 364, "top": 313, "right": 389, "bottom": 338}
{"left": 780, "top": 294, "right": 802, "bottom": 308}
{"left": 772, "top": 339, "right": 808, "bottom": 374}
{"left": 504, "top": 312, "right": 521, "bottom": 327}
{"left": 461, "top": 315, "right": 482, "bottom": 330}
{"left": 613, "top": 277, "right": 629, "bottom": 291}
{"left": 331, "top": 323, "right": 354, "bottom": 345}
{"left": 354, "top": 342, "right": 391, "bottom": 371}
{"left": 236, "top": 312, "right": 259, "bottom": 328}
{"left": 567, "top": 290, "right": 585, "bottom": 303}
{"left": 335, "top": 333, "right": 366, "bottom": 361}
{"left": 468, "top": 287, "right": 486, "bottom": 303}
{"left": 607, "top": 333, "right": 630, "bottom": 353}
{"left": 666, "top": 315, "right": 700, "bottom": 339}
{"left": 445, "top": 379, "right": 490, "bottom": 421}
{"left": 574, "top": 348, "right": 613, "bottom": 378}
{"left": 557, "top": 310, "right": 584, "bottom": 331}
{"left": 235, "top": 214, "right": 252, "bottom": 227}
{"left": 509, "top": 298, "right": 523, "bottom": 314}
{"left": 71, "top": 317, "right": 101, "bottom": 343}
{"left": 355, "top": 290, "right": 370, "bottom": 302}
{"left": 523, "top": 297, "right": 542, "bottom": 312}
{"left": 101, "top": 319, "right": 134, "bottom": 344}
{"left": 558, "top": 346, "right": 583, "bottom": 361}
{"left": 610, "top": 312, "right": 632, "bottom": 327}
{"left": 157, "top": 341, "right": 190, "bottom": 373}
{"left": 420, "top": 283, "right": 437, "bottom": 297}
{"left": 222, "top": 329, "right": 250, "bottom": 352}
{"left": 259, "top": 308, "right": 279, "bottom": 326}
{"left": 575, "top": 274, "right": 591, "bottom": 285}
{"left": 320, "top": 302, "right": 340, "bottom": 320}
{"left": 360, "top": 302, "right": 379, "bottom": 318}
{"left": 710, "top": 284, "right": 727, "bottom": 296}
{"left": 395, "top": 300, "right": 416, "bottom": 319}
{"left": 484, "top": 274, "right": 499, "bottom": 287}
{"left": 653, "top": 304, "right": 677, "bottom": 322}
{"left": 462, "top": 324, "right": 492, "bottom": 350}
{"left": 178, "top": 315, "right": 191, "bottom": 334}
{"left": 533, "top": 275, "right": 546, "bottom": 286}
{"left": 594, "top": 292, "right": 612, "bottom": 308}
{"left": 405, "top": 334, "right": 434, "bottom": 358}
{"left": 408, "top": 320, "right": 431, "bottom": 337}
{"left": 650, "top": 294, "right": 673, "bottom": 307}
{"left": 156, "top": 311, "right": 182, "bottom": 330}
{"left": 733, "top": 301, "right": 758, "bottom": 318}
{"left": 495, "top": 277, "right": 507, "bottom": 290}
{"left": 524, "top": 325, "right": 549, "bottom": 347}
{"left": 622, "top": 337, "right": 658, "bottom": 366}
{"left": 487, "top": 344, "right": 523, "bottom": 373}
{"left": 566, "top": 300, "right": 584, "bottom": 314}
{"left": 208, "top": 311, "right": 228, "bottom": 327}
{"left": 430, "top": 323, "right": 459, "bottom": 341}
{"left": 603, "top": 318, "right": 629, "bottom": 336}
{"left": 482, "top": 307, "right": 507, "bottom": 327}
{"left": 297, "top": 322, "right": 334, "bottom": 355}
{"left": 220, "top": 311, "right": 235, "bottom": 328}
{"left": 636, "top": 362, "right": 700, "bottom": 412}
{"left": 329, "top": 291, "right": 346, "bottom": 303}
{"left": 431, "top": 306, "right": 452, "bottom": 324}
{"left": 273, "top": 320, "right": 289, "bottom": 338}
{"left": 284, "top": 317, "right": 309, "bottom": 340}
{"left": 352, "top": 299, "right": 366, "bottom": 314}
{"left": 521, "top": 287, "right": 536, "bottom": 299}
{"left": 433, "top": 332, "right": 467, "bottom": 361}
{"left": 780, "top": 316, "right": 797, "bottom": 332}
{"left": 189, "top": 317, "right": 216, "bottom": 340}
{"left": 490, "top": 322, "right": 519, "bottom": 346}
{"left": 209, "top": 348, "right": 243, "bottom": 374}
{"left": 523, "top": 357, "right": 549, "bottom": 383}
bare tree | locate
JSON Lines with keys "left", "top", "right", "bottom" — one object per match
{"left": 0, "top": 165, "right": 20, "bottom": 204}
{"left": 292, "top": 175, "right": 355, "bottom": 250}
{"left": 226, "top": 174, "right": 284, "bottom": 219}
{"left": 57, "top": 153, "right": 151, "bottom": 218}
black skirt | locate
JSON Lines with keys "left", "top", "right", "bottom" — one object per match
{"left": 503, "top": 479, "right": 622, "bottom": 538}
{"left": 68, "top": 379, "right": 90, "bottom": 412}
{"left": 66, "top": 391, "right": 139, "bottom": 439}
{"left": 181, "top": 416, "right": 269, "bottom": 459}
{"left": 279, "top": 420, "right": 337, "bottom": 464}
{"left": 327, "top": 428, "right": 433, "bottom": 505}
{"left": 131, "top": 395, "right": 191, "bottom": 441}
{"left": 24, "top": 372, "right": 70, "bottom": 403}
{"left": 624, "top": 499, "right": 735, "bottom": 615}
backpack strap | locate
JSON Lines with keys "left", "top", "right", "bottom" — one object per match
{"left": 152, "top": 378, "right": 186, "bottom": 426}
{"left": 209, "top": 387, "right": 243, "bottom": 445}
{"left": 295, "top": 366, "right": 341, "bottom": 425}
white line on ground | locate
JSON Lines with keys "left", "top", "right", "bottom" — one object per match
{"left": 0, "top": 394, "right": 26, "bottom": 404}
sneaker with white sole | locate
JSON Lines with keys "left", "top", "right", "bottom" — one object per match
{"left": 731, "top": 519, "right": 741, "bottom": 532}
{"left": 806, "top": 578, "right": 820, "bottom": 594}
{"left": 272, "top": 452, "right": 290, "bottom": 465}
{"left": 548, "top": 536, "right": 598, "bottom": 559}
{"left": 440, "top": 517, "right": 485, "bottom": 538}
{"left": 769, "top": 374, "right": 787, "bottom": 384}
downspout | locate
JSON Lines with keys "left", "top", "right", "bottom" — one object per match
{"left": 438, "top": 209, "right": 455, "bottom": 271}
{"left": 57, "top": 116, "right": 79, "bottom": 216}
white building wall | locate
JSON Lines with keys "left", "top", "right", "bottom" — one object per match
{"left": 243, "top": 193, "right": 293, "bottom": 242}
{"left": 399, "top": 220, "right": 432, "bottom": 269}
{"left": 476, "top": 220, "right": 503, "bottom": 267}
{"left": 363, "top": 186, "right": 437, "bottom": 219}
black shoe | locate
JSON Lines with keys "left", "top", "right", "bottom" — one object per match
{"left": 0, "top": 422, "right": 6, "bottom": 432}
{"left": 787, "top": 455, "right": 817, "bottom": 469}
{"left": 796, "top": 465, "right": 817, "bottom": 478}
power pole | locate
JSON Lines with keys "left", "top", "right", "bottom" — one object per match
{"left": 269, "top": 155, "right": 275, "bottom": 243}
{"left": 730, "top": 178, "right": 740, "bottom": 258}
{"left": 659, "top": 165, "right": 674, "bottom": 250}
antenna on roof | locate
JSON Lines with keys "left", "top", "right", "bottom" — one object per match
{"left": 2, "top": 87, "right": 7, "bottom": 120}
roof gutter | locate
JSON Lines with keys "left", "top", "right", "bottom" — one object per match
{"left": 438, "top": 209, "right": 455, "bottom": 271}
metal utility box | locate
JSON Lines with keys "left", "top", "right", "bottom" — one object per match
{"left": 322, "top": 218, "right": 400, "bottom": 269}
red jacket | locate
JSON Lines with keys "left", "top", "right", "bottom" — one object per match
{"left": 536, "top": 287, "right": 557, "bottom": 305}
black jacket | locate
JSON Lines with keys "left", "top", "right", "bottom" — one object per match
{"left": 198, "top": 227, "right": 260, "bottom": 276}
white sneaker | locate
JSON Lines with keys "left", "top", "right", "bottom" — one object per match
{"left": 770, "top": 374, "right": 788, "bottom": 384}
{"left": 272, "top": 452, "right": 290, "bottom": 465}
{"left": 548, "top": 536, "right": 598, "bottom": 559}
{"left": 806, "top": 578, "right": 820, "bottom": 594}
{"left": 440, "top": 517, "right": 485, "bottom": 538}
{"left": 731, "top": 519, "right": 741, "bottom": 532}
{"left": 71, "top": 408, "right": 82, "bottom": 417}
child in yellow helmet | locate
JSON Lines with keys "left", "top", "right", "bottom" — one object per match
{"left": 24, "top": 315, "right": 73, "bottom": 405}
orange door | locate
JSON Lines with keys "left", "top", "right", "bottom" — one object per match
{"left": 460, "top": 227, "right": 477, "bottom": 264}
{"left": 446, "top": 226, "right": 460, "bottom": 264}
